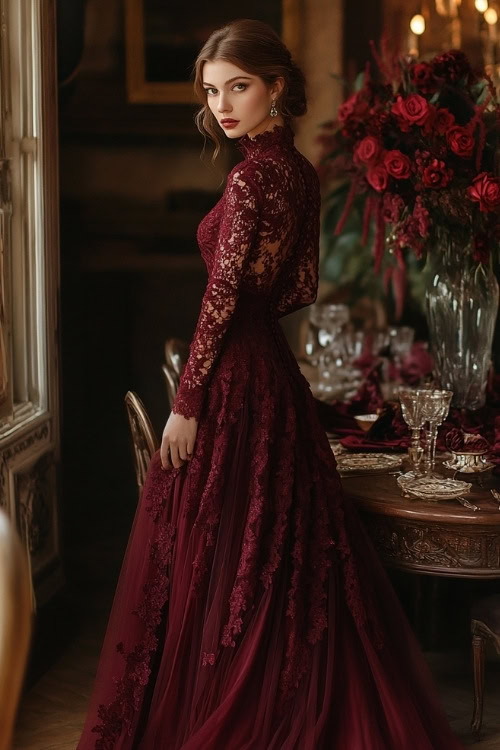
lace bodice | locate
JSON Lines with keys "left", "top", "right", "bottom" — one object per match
{"left": 172, "top": 123, "right": 320, "bottom": 421}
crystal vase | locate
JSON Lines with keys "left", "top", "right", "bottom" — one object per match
{"left": 425, "top": 239, "right": 499, "bottom": 410}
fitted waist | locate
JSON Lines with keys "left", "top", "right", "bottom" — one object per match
{"left": 233, "top": 291, "right": 277, "bottom": 320}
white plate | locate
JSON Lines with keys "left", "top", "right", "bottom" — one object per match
{"left": 399, "top": 476, "right": 472, "bottom": 500}
{"left": 336, "top": 453, "right": 403, "bottom": 474}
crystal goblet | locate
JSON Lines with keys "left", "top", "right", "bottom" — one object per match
{"left": 399, "top": 389, "right": 426, "bottom": 478}
{"left": 419, "top": 389, "right": 453, "bottom": 476}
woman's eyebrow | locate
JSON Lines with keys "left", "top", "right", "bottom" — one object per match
{"left": 202, "top": 76, "right": 253, "bottom": 86}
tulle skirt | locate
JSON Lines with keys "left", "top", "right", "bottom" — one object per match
{"left": 77, "top": 310, "right": 464, "bottom": 749}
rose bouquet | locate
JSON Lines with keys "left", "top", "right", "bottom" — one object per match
{"left": 326, "top": 47, "right": 500, "bottom": 278}
{"left": 317, "top": 46, "right": 500, "bottom": 409}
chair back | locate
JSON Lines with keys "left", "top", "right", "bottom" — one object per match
{"left": 124, "top": 391, "right": 159, "bottom": 496}
{"left": 165, "top": 338, "right": 189, "bottom": 379}
{"left": 0, "top": 509, "right": 32, "bottom": 750}
{"left": 162, "top": 364, "right": 179, "bottom": 412}
{"left": 163, "top": 338, "right": 188, "bottom": 410}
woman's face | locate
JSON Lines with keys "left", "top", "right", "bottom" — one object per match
{"left": 202, "top": 59, "right": 284, "bottom": 140}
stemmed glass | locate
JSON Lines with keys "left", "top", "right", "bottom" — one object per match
{"left": 305, "top": 303, "right": 326, "bottom": 366}
{"left": 389, "top": 326, "right": 415, "bottom": 371}
{"left": 342, "top": 329, "right": 365, "bottom": 377}
{"left": 419, "top": 389, "right": 453, "bottom": 477}
{"left": 399, "top": 389, "right": 426, "bottom": 478}
{"left": 306, "top": 303, "right": 350, "bottom": 368}
{"left": 371, "top": 329, "right": 390, "bottom": 357}
{"left": 316, "top": 304, "right": 350, "bottom": 394}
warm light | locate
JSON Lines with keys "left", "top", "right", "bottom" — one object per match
{"left": 475, "top": 0, "right": 488, "bottom": 11}
{"left": 410, "top": 14, "right": 426, "bottom": 34}
{"left": 484, "top": 7, "right": 498, "bottom": 23}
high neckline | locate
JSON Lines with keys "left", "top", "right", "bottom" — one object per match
{"left": 237, "top": 122, "right": 294, "bottom": 158}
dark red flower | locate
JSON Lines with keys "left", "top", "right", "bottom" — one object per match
{"left": 410, "top": 62, "right": 436, "bottom": 94}
{"left": 432, "top": 49, "right": 475, "bottom": 85}
{"left": 366, "top": 164, "right": 388, "bottom": 192}
{"left": 392, "top": 94, "right": 431, "bottom": 128}
{"left": 434, "top": 108, "right": 455, "bottom": 134}
{"left": 422, "top": 159, "right": 453, "bottom": 188}
{"left": 468, "top": 172, "right": 500, "bottom": 212}
{"left": 338, "top": 93, "right": 358, "bottom": 123}
{"left": 382, "top": 193, "right": 404, "bottom": 223}
{"left": 413, "top": 197, "right": 430, "bottom": 236}
{"left": 384, "top": 149, "right": 411, "bottom": 179}
{"left": 354, "top": 135, "right": 382, "bottom": 165}
{"left": 447, "top": 126, "right": 475, "bottom": 158}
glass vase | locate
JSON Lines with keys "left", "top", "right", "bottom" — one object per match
{"left": 425, "top": 238, "right": 499, "bottom": 410}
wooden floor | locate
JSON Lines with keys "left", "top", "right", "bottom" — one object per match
{"left": 12, "top": 534, "right": 500, "bottom": 749}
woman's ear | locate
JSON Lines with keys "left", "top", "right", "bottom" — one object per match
{"left": 271, "top": 76, "right": 285, "bottom": 99}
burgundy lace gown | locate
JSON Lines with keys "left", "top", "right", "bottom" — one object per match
{"left": 77, "top": 124, "right": 464, "bottom": 750}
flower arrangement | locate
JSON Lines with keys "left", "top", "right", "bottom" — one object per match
{"left": 325, "top": 47, "right": 500, "bottom": 279}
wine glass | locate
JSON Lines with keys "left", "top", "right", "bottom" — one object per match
{"left": 306, "top": 303, "right": 350, "bottom": 367}
{"left": 305, "top": 303, "right": 326, "bottom": 366}
{"left": 389, "top": 326, "right": 415, "bottom": 371}
{"left": 399, "top": 389, "right": 426, "bottom": 478}
{"left": 419, "top": 389, "right": 453, "bottom": 476}
{"left": 371, "top": 329, "right": 390, "bottom": 357}
{"left": 342, "top": 329, "right": 365, "bottom": 380}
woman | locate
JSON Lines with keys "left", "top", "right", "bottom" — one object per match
{"left": 77, "top": 19, "right": 464, "bottom": 749}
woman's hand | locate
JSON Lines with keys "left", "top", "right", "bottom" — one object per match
{"left": 160, "top": 411, "right": 198, "bottom": 470}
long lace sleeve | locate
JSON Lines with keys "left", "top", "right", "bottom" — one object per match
{"left": 274, "top": 168, "right": 320, "bottom": 318}
{"left": 172, "top": 167, "right": 261, "bottom": 421}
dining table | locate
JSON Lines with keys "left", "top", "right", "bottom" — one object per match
{"left": 298, "top": 360, "right": 500, "bottom": 580}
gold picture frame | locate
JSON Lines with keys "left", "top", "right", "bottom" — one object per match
{"left": 124, "top": 0, "right": 302, "bottom": 104}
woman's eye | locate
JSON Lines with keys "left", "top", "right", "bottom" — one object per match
{"left": 204, "top": 83, "right": 247, "bottom": 96}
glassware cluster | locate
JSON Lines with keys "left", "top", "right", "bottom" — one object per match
{"left": 306, "top": 304, "right": 416, "bottom": 401}
{"left": 398, "top": 388, "right": 453, "bottom": 481}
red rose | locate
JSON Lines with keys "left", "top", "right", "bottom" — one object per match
{"left": 367, "top": 164, "right": 388, "bottom": 192}
{"left": 422, "top": 159, "right": 453, "bottom": 188}
{"left": 354, "top": 135, "right": 382, "bottom": 165}
{"left": 392, "top": 94, "right": 431, "bottom": 127}
{"left": 447, "top": 126, "right": 475, "bottom": 158}
{"left": 468, "top": 172, "right": 500, "bottom": 212}
{"left": 338, "top": 93, "right": 358, "bottom": 123}
{"left": 434, "top": 108, "right": 455, "bottom": 134}
{"left": 410, "top": 62, "right": 436, "bottom": 94}
{"left": 384, "top": 150, "right": 411, "bottom": 179}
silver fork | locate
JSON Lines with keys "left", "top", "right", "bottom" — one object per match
{"left": 456, "top": 496, "right": 479, "bottom": 512}
{"left": 490, "top": 489, "right": 500, "bottom": 510}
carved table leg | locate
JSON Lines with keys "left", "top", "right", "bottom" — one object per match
{"left": 471, "top": 625, "right": 485, "bottom": 741}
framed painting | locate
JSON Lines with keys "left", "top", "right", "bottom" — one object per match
{"left": 124, "top": 0, "right": 301, "bottom": 104}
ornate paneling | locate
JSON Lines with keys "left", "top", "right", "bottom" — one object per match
{"left": 364, "top": 514, "right": 500, "bottom": 578}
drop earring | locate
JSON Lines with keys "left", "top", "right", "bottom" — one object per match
{"left": 270, "top": 99, "right": 278, "bottom": 117}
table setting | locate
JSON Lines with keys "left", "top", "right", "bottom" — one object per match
{"left": 298, "top": 303, "right": 500, "bottom": 513}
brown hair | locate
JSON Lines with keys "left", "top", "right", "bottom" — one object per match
{"left": 192, "top": 19, "right": 307, "bottom": 160}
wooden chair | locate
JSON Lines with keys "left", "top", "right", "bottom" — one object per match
{"left": 0, "top": 508, "right": 32, "bottom": 750}
{"left": 163, "top": 338, "right": 189, "bottom": 410}
{"left": 470, "top": 593, "right": 500, "bottom": 739}
{"left": 124, "top": 391, "right": 159, "bottom": 496}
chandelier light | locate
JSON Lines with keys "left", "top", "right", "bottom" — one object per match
{"left": 484, "top": 6, "right": 498, "bottom": 23}
{"left": 410, "top": 14, "right": 426, "bottom": 34}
